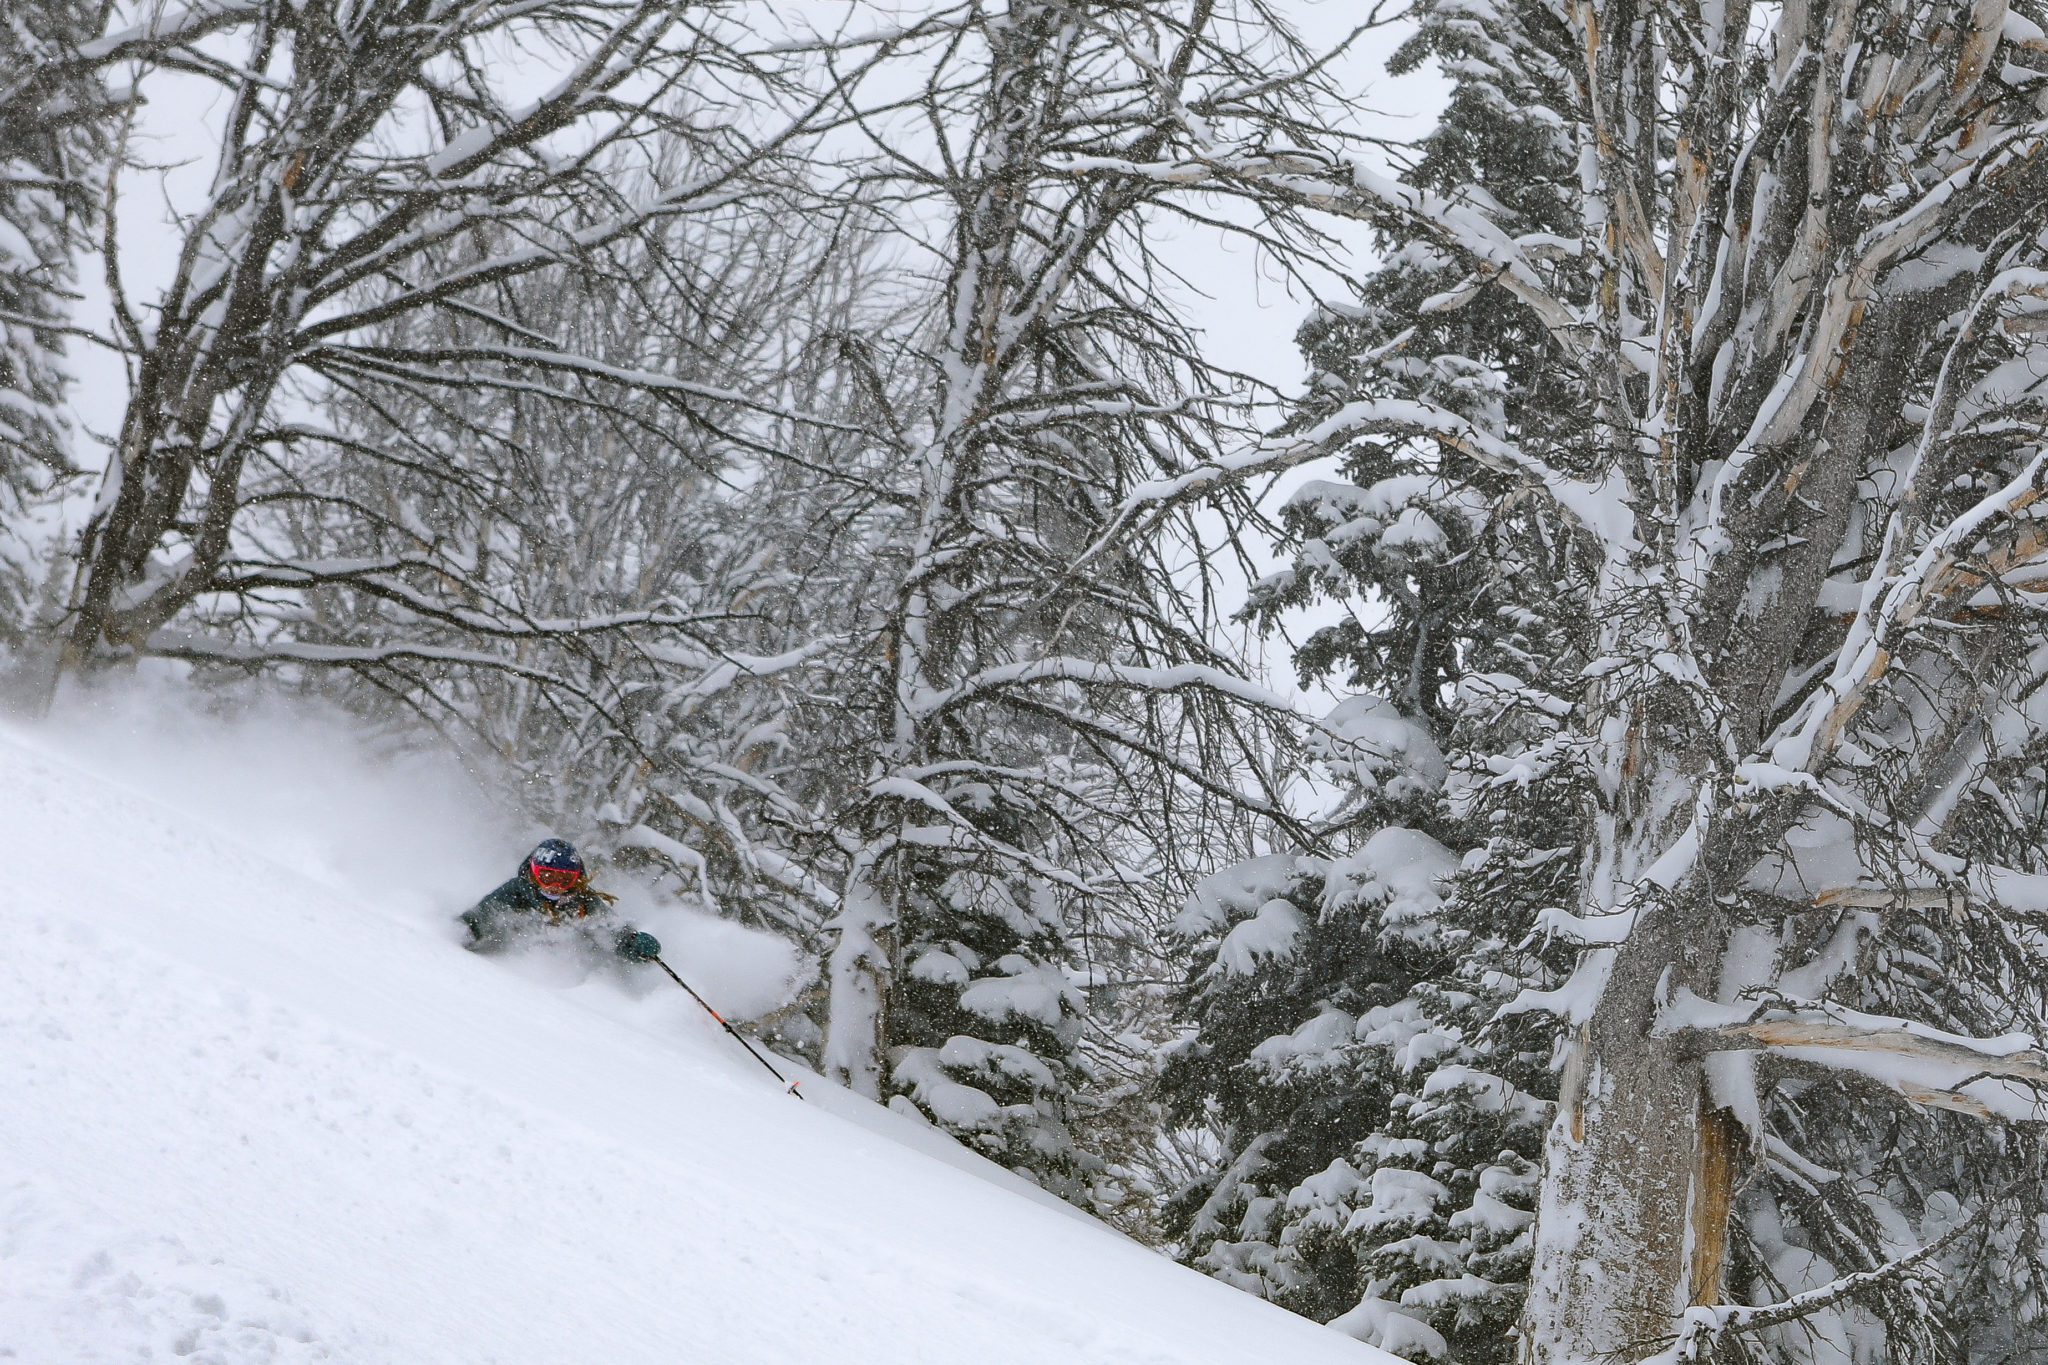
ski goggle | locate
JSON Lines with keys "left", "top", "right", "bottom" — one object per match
{"left": 528, "top": 862, "right": 582, "bottom": 897}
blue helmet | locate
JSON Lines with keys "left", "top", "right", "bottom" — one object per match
{"left": 526, "top": 838, "right": 584, "bottom": 900}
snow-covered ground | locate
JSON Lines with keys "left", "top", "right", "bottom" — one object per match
{"left": 0, "top": 704, "right": 1392, "bottom": 1364}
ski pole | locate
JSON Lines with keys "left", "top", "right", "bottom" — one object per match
{"left": 651, "top": 955, "right": 804, "bottom": 1099}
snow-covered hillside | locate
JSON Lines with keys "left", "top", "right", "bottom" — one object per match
{"left": 0, "top": 712, "right": 1393, "bottom": 1364}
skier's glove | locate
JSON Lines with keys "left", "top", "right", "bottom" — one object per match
{"left": 618, "top": 930, "right": 661, "bottom": 962}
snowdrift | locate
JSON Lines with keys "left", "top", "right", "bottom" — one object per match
{"left": 0, "top": 715, "right": 1393, "bottom": 1364}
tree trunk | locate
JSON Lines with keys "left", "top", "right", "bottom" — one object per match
{"left": 1521, "top": 685, "right": 1732, "bottom": 1361}
{"left": 1523, "top": 911, "right": 1720, "bottom": 1362}
{"left": 822, "top": 851, "right": 892, "bottom": 1099}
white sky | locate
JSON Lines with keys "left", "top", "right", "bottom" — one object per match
{"left": 65, "top": 1, "right": 1445, "bottom": 419}
{"left": 1164, "top": 3, "right": 1445, "bottom": 397}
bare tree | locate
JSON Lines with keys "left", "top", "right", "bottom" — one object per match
{"left": 783, "top": 0, "right": 1363, "bottom": 1196}
{"left": 49, "top": 0, "right": 831, "bottom": 676}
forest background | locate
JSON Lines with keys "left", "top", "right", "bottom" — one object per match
{"left": 15, "top": 4, "right": 2048, "bottom": 1364}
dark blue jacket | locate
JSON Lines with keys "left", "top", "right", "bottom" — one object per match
{"left": 460, "top": 864, "right": 650, "bottom": 960}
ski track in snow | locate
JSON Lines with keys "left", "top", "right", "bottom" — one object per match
{"left": 0, "top": 724, "right": 1393, "bottom": 1365}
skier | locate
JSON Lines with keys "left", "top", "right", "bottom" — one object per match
{"left": 460, "top": 838, "right": 661, "bottom": 963}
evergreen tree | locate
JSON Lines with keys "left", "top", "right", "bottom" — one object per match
{"left": 1164, "top": 4, "right": 1588, "bottom": 1356}
{"left": 887, "top": 785, "right": 1094, "bottom": 1199}
{"left": 1164, "top": 643, "right": 1579, "bottom": 1364}
{"left": 1177, "top": 736, "right": 1573, "bottom": 1361}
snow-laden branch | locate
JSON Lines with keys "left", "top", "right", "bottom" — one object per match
{"left": 1052, "top": 149, "right": 1585, "bottom": 344}
{"left": 1768, "top": 449, "right": 2048, "bottom": 775}
{"left": 63, "top": 0, "right": 260, "bottom": 65}
{"left": 1762, "top": 866, "right": 2048, "bottom": 925}
{"left": 859, "top": 776, "right": 1097, "bottom": 896}
{"left": 909, "top": 656, "right": 1296, "bottom": 722}
{"left": 1637, "top": 1190, "right": 2008, "bottom": 1364}
{"left": 148, "top": 630, "right": 628, "bottom": 697}
{"left": 307, "top": 341, "right": 856, "bottom": 431}
{"left": 1080, "top": 395, "right": 1638, "bottom": 578}
{"left": 214, "top": 553, "right": 734, "bottom": 642}
{"left": 305, "top": 177, "right": 754, "bottom": 331}
{"left": 1662, "top": 990, "right": 2048, "bottom": 1117}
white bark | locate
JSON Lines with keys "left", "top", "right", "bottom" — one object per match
{"left": 1124, "top": 1, "right": 2048, "bottom": 1356}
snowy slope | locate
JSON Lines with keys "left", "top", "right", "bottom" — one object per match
{"left": 0, "top": 714, "right": 1394, "bottom": 1365}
